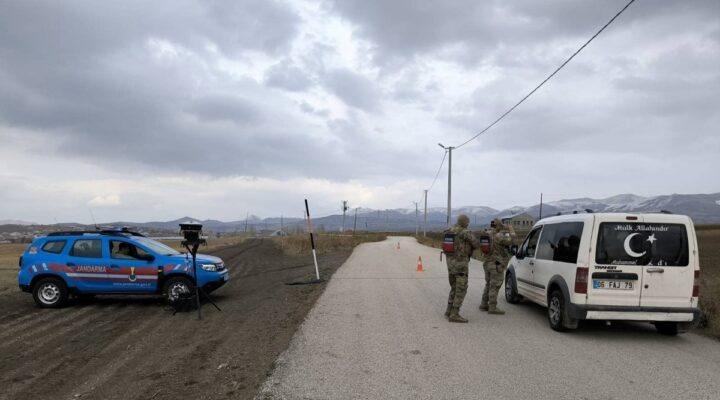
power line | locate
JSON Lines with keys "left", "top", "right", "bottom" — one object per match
{"left": 454, "top": 0, "right": 637, "bottom": 150}
{"left": 426, "top": 149, "right": 447, "bottom": 193}
{"left": 417, "top": 149, "right": 447, "bottom": 205}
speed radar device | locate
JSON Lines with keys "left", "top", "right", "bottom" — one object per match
{"left": 180, "top": 222, "right": 205, "bottom": 245}
{"left": 178, "top": 222, "right": 221, "bottom": 319}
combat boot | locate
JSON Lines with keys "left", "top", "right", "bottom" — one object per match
{"left": 444, "top": 303, "right": 453, "bottom": 318}
{"left": 479, "top": 303, "right": 489, "bottom": 311}
{"left": 487, "top": 305, "right": 505, "bottom": 315}
{"left": 448, "top": 307, "right": 468, "bottom": 323}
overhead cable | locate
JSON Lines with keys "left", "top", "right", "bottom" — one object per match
{"left": 454, "top": 0, "right": 637, "bottom": 150}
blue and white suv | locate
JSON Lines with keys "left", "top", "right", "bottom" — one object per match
{"left": 18, "top": 228, "right": 229, "bottom": 308}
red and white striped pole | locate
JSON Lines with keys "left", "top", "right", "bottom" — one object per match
{"left": 305, "top": 199, "right": 320, "bottom": 281}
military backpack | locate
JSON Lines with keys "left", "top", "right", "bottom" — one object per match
{"left": 479, "top": 234, "right": 492, "bottom": 255}
{"left": 442, "top": 231, "right": 456, "bottom": 254}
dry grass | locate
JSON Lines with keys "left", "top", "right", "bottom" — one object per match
{"left": 277, "top": 233, "right": 387, "bottom": 255}
{"left": 0, "top": 243, "right": 26, "bottom": 269}
{"left": 0, "top": 244, "right": 28, "bottom": 289}
{"left": 159, "top": 235, "right": 248, "bottom": 253}
{"left": 697, "top": 228, "right": 720, "bottom": 338}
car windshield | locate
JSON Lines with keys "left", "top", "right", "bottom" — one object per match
{"left": 595, "top": 222, "right": 689, "bottom": 267}
{"left": 133, "top": 237, "right": 181, "bottom": 256}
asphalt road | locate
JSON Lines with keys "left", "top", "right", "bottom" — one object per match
{"left": 257, "top": 236, "right": 720, "bottom": 400}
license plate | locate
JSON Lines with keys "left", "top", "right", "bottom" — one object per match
{"left": 592, "top": 280, "right": 634, "bottom": 290}
{"left": 223, "top": 274, "right": 229, "bottom": 281}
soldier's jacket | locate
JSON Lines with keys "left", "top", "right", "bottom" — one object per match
{"left": 482, "top": 228, "right": 516, "bottom": 266}
{"left": 446, "top": 224, "right": 481, "bottom": 271}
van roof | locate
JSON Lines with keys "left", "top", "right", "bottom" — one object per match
{"left": 536, "top": 212, "right": 692, "bottom": 226}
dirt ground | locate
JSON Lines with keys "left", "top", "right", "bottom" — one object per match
{"left": 0, "top": 239, "right": 353, "bottom": 400}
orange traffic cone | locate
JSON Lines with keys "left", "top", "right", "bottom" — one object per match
{"left": 396, "top": 242, "right": 400, "bottom": 250}
{"left": 416, "top": 256, "right": 424, "bottom": 272}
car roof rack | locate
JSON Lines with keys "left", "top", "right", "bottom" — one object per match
{"left": 47, "top": 228, "right": 146, "bottom": 238}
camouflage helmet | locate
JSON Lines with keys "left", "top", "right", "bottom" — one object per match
{"left": 457, "top": 214, "right": 470, "bottom": 228}
{"left": 492, "top": 218, "right": 504, "bottom": 230}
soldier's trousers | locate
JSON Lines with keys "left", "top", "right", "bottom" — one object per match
{"left": 482, "top": 261, "right": 505, "bottom": 306}
{"left": 447, "top": 262, "right": 469, "bottom": 309}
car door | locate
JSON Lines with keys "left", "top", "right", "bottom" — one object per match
{"left": 66, "top": 238, "right": 111, "bottom": 292}
{"left": 533, "top": 222, "right": 585, "bottom": 305}
{"left": 514, "top": 226, "right": 542, "bottom": 302}
{"left": 589, "top": 217, "right": 645, "bottom": 307}
{"left": 638, "top": 221, "right": 694, "bottom": 309}
{"left": 108, "top": 239, "right": 158, "bottom": 293}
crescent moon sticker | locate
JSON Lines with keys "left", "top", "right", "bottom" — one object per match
{"left": 624, "top": 233, "right": 646, "bottom": 258}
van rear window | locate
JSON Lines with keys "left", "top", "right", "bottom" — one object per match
{"left": 595, "top": 223, "right": 688, "bottom": 266}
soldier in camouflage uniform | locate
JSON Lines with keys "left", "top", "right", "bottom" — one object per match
{"left": 480, "top": 218, "right": 516, "bottom": 315}
{"left": 445, "top": 214, "right": 481, "bottom": 323}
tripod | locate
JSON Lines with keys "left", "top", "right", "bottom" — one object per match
{"left": 183, "top": 240, "right": 221, "bottom": 320}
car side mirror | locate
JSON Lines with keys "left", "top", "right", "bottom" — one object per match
{"left": 141, "top": 254, "right": 155, "bottom": 262}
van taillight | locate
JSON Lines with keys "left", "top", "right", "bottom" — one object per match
{"left": 693, "top": 270, "right": 700, "bottom": 297}
{"left": 575, "top": 267, "right": 589, "bottom": 294}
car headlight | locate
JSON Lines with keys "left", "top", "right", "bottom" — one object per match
{"left": 201, "top": 263, "right": 218, "bottom": 271}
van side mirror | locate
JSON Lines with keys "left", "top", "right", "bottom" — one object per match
{"left": 510, "top": 245, "right": 518, "bottom": 256}
{"left": 141, "top": 254, "right": 155, "bottom": 262}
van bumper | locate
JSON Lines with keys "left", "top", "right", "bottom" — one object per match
{"left": 19, "top": 284, "right": 31, "bottom": 293}
{"left": 568, "top": 304, "right": 700, "bottom": 323}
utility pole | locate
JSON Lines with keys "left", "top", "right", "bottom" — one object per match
{"left": 423, "top": 189, "right": 428, "bottom": 237}
{"left": 413, "top": 201, "right": 419, "bottom": 237}
{"left": 341, "top": 200, "right": 348, "bottom": 233}
{"left": 438, "top": 143, "right": 454, "bottom": 227}
{"left": 539, "top": 193, "right": 544, "bottom": 220}
{"left": 244, "top": 212, "right": 249, "bottom": 234}
{"left": 353, "top": 207, "right": 358, "bottom": 234}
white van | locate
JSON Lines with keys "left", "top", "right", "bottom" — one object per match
{"left": 504, "top": 212, "right": 700, "bottom": 335}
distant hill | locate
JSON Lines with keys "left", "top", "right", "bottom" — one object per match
{"left": 0, "top": 219, "right": 36, "bottom": 226}
{"left": 1, "top": 192, "right": 718, "bottom": 234}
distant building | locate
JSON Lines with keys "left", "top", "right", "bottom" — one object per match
{"left": 501, "top": 213, "right": 536, "bottom": 229}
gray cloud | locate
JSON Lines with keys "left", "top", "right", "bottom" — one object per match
{"left": 322, "top": 69, "right": 381, "bottom": 112}
{"left": 188, "top": 94, "right": 262, "bottom": 125}
{"left": 265, "top": 60, "right": 315, "bottom": 92}
{"left": 326, "top": 0, "right": 719, "bottom": 68}
{"left": 0, "top": 0, "right": 718, "bottom": 223}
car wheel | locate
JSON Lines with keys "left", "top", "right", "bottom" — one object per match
{"left": 548, "top": 290, "right": 569, "bottom": 332}
{"left": 163, "top": 277, "right": 193, "bottom": 302}
{"left": 504, "top": 272, "right": 521, "bottom": 304}
{"left": 655, "top": 322, "right": 679, "bottom": 336}
{"left": 32, "top": 277, "right": 69, "bottom": 308}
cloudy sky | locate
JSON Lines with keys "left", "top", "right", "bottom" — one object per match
{"left": 1, "top": 0, "right": 718, "bottom": 224}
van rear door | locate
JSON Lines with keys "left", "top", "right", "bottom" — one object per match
{"left": 589, "top": 217, "right": 644, "bottom": 307}
{"left": 637, "top": 220, "right": 694, "bottom": 308}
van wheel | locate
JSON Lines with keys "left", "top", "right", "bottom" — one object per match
{"left": 655, "top": 322, "right": 679, "bottom": 336}
{"left": 163, "top": 277, "right": 193, "bottom": 302}
{"left": 505, "top": 272, "right": 521, "bottom": 304}
{"left": 548, "top": 290, "right": 572, "bottom": 332}
{"left": 32, "top": 277, "right": 69, "bottom": 308}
